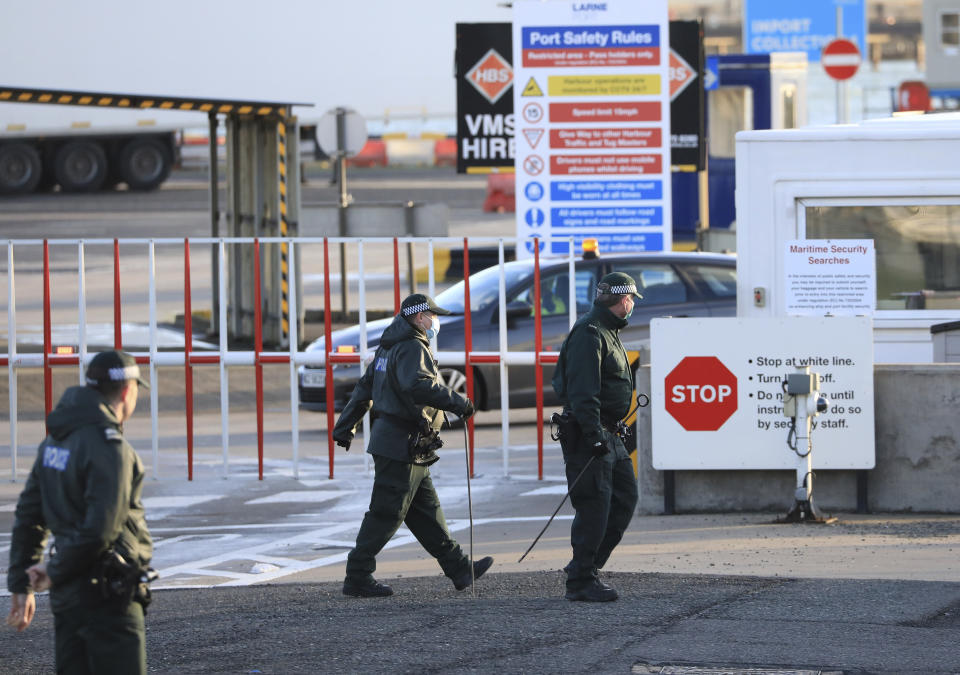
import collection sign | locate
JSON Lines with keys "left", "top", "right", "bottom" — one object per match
{"left": 512, "top": 0, "right": 671, "bottom": 257}
{"left": 651, "top": 317, "right": 875, "bottom": 470}
{"left": 743, "top": 0, "right": 865, "bottom": 63}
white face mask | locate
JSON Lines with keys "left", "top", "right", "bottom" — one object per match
{"left": 424, "top": 315, "right": 439, "bottom": 340}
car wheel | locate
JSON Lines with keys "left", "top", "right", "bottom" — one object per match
{"left": 439, "top": 367, "right": 468, "bottom": 397}
{"left": 438, "top": 367, "right": 484, "bottom": 426}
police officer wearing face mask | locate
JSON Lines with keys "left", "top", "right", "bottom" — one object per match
{"left": 551, "top": 272, "right": 641, "bottom": 602}
{"left": 332, "top": 293, "right": 493, "bottom": 597}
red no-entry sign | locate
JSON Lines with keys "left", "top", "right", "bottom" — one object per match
{"left": 822, "top": 38, "right": 861, "bottom": 81}
{"left": 664, "top": 356, "right": 738, "bottom": 431}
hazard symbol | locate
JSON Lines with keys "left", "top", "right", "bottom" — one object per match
{"left": 465, "top": 48, "right": 513, "bottom": 105}
{"left": 522, "top": 77, "right": 543, "bottom": 97}
{"left": 522, "top": 102, "right": 544, "bottom": 124}
{"left": 523, "top": 155, "right": 545, "bottom": 176}
{"left": 522, "top": 128, "right": 544, "bottom": 149}
{"left": 669, "top": 48, "right": 698, "bottom": 102}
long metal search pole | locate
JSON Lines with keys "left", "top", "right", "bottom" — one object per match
{"left": 462, "top": 421, "right": 475, "bottom": 596}
{"left": 517, "top": 455, "right": 596, "bottom": 563}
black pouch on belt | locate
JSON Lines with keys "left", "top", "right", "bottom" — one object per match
{"left": 92, "top": 549, "right": 157, "bottom": 610}
{"left": 409, "top": 417, "right": 443, "bottom": 458}
{"left": 551, "top": 410, "right": 581, "bottom": 454}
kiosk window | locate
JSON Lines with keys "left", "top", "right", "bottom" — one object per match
{"left": 806, "top": 204, "right": 960, "bottom": 310}
{"left": 781, "top": 84, "right": 797, "bottom": 129}
{"left": 708, "top": 86, "right": 753, "bottom": 159}
{"left": 942, "top": 12, "right": 960, "bottom": 48}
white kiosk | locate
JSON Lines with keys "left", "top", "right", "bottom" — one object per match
{"left": 735, "top": 113, "right": 960, "bottom": 363}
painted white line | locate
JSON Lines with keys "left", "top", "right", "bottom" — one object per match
{"left": 521, "top": 485, "right": 569, "bottom": 496}
{"left": 142, "top": 495, "right": 224, "bottom": 509}
{"left": 0, "top": 504, "right": 16, "bottom": 513}
{"left": 244, "top": 490, "right": 355, "bottom": 505}
{"left": 153, "top": 522, "right": 357, "bottom": 580}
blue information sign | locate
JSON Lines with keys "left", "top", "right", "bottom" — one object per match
{"left": 743, "top": 0, "right": 865, "bottom": 63}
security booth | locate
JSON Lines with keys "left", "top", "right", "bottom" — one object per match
{"left": 735, "top": 112, "right": 960, "bottom": 362}
{"left": 0, "top": 85, "right": 305, "bottom": 347}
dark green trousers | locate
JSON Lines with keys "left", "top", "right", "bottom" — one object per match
{"left": 53, "top": 599, "right": 145, "bottom": 675}
{"left": 346, "top": 455, "right": 470, "bottom": 582}
{"left": 563, "top": 430, "right": 639, "bottom": 589}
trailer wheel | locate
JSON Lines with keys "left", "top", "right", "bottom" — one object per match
{"left": 120, "top": 138, "right": 171, "bottom": 191}
{"left": 54, "top": 140, "right": 107, "bottom": 192}
{"left": 0, "top": 143, "right": 42, "bottom": 194}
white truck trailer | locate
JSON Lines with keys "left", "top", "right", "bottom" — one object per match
{"left": 0, "top": 0, "right": 506, "bottom": 195}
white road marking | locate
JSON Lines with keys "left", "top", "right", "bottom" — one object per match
{"left": 151, "top": 515, "right": 572, "bottom": 589}
{"left": 520, "top": 485, "right": 569, "bottom": 496}
{"left": 142, "top": 495, "right": 224, "bottom": 509}
{"left": 244, "top": 490, "right": 354, "bottom": 505}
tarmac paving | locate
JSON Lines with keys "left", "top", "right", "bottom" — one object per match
{"left": 2, "top": 459, "right": 959, "bottom": 673}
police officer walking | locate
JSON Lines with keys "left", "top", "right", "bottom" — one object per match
{"left": 6, "top": 350, "right": 154, "bottom": 673}
{"left": 333, "top": 293, "right": 494, "bottom": 597}
{"left": 552, "top": 272, "right": 641, "bottom": 602}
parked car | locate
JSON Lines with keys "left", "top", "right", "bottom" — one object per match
{"left": 299, "top": 251, "right": 736, "bottom": 411}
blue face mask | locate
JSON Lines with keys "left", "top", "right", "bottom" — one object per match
{"left": 624, "top": 298, "right": 635, "bottom": 320}
{"left": 425, "top": 316, "right": 439, "bottom": 340}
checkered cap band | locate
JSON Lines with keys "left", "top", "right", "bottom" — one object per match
{"left": 402, "top": 302, "right": 430, "bottom": 316}
{"left": 609, "top": 284, "right": 638, "bottom": 295}
{"left": 85, "top": 365, "right": 141, "bottom": 385}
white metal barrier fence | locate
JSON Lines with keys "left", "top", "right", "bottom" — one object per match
{"left": 2, "top": 236, "right": 579, "bottom": 481}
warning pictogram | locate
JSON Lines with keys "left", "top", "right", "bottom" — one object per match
{"left": 669, "top": 48, "right": 698, "bottom": 102}
{"left": 523, "top": 155, "right": 545, "bottom": 176}
{"left": 522, "top": 128, "right": 544, "bottom": 149}
{"left": 522, "top": 102, "right": 544, "bottom": 124}
{"left": 522, "top": 77, "right": 543, "bottom": 97}
{"left": 465, "top": 48, "right": 513, "bottom": 105}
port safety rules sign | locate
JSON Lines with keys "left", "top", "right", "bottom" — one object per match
{"left": 512, "top": 0, "right": 672, "bottom": 257}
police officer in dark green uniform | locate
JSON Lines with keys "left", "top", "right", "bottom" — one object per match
{"left": 333, "top": 293, "right": 494, "bottom": 597}
{"left": 552, "top": 272, "right": 641, "bottom": 602}
{"left": 6, "top": 350, "right": 154, "bottom": 673}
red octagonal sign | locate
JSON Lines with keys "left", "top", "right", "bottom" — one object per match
{"left": 664, "top": 356, "right": 738, "bottom": 431}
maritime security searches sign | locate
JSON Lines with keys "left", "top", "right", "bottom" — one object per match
{"left": 651, "top": 317, "right": 875, "bottom": 470}
{"left": 512, "top": 0, "right": 671, "bottom": 257}
{"left": 785, "top": 239, "right": 876, "bottom": 316}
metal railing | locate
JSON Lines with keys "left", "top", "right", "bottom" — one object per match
{"left": 2, "top": 236, "right": 580, "bottom": 482}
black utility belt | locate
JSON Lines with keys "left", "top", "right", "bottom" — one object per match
{"left": 378, "top": 412, "right": 443, "bottom": 458}
{"left": 91, "top": 548, "right": 158, "bottom": 609}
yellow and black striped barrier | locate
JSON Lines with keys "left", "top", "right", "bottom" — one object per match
{"left": 277, "top": 119, "right": 290, "bottom": 343}
{"left": 0, "top": 85, "right": 306, "bottom": 117}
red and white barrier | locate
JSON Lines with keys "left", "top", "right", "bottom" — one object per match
{"left": 3, "top": 236, "right": 580, "bottom": 482}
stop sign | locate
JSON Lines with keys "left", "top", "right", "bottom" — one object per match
{"left": 822, "top": 38, "right": 861, "bottom": 81}
{"left": 664, "top": 356, "right": 738, "bottom": 431}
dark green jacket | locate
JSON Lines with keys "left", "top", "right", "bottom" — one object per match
{"left": 7, "top": 386, "right": 152, "bottom": 611}
{"left": 334, "top": 314, "right": 470, "bottom": 463}
{"left": 552, "top": 302, "right": 633, "bottom": 447}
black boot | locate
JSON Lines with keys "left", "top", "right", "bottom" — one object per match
{"left": 342, "top": 577, "right": 394, "bottom": 598}
{"left": 453, "top": 556, "right": 494, "bottom": 590}
{"left": 565, "top": 578, "right": 618, "bottom": 602}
